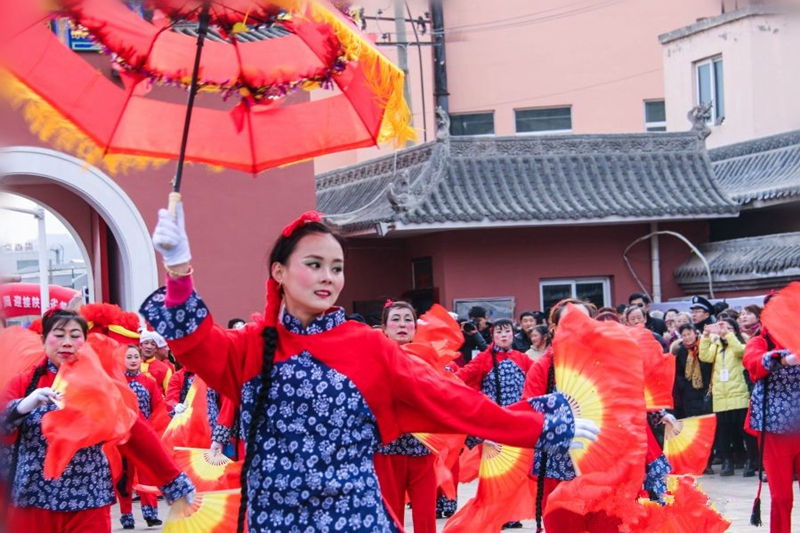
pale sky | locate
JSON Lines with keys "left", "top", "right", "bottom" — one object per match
{"left": 0, "top": 194, "right": 70, "bottom": 245}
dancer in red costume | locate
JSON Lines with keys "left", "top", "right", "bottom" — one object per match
{"left": 744, "top": 294, "right": 800, "bottom": 533}
{"left": 374, "top": 300, "right": 437, "bottom": 533}
{"left": 1, "top": 309, "right": 195, "bottom": 533}
{"left": 116, "top": 345, "right": 167, "bottom": 529}
{"left": 524, "top": 299, "right": 623, "bottom": 533}
{"left": 144, "top": 203, "right": 599, "bottom": 533}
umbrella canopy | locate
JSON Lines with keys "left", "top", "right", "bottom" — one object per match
{"left": 0, "top": 0, "right": 414, "bottom": 174}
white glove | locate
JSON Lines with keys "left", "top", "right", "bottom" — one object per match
{"left": 17, "top": 387, "right": 61, "bottom": 415}
{"left": 173, "top": 403, "right": 187, "bottom": 415}
{"left": 570, "top": 417, "right": 600, "bottom": 450}
{"left": 152, "top": 203, "right": 191, "bottom": 267}
{"left": 784, "top": 353, "right": 799, "bottom": 366}
{"left": 209, "top": 441, "right": 224, "bottom": 455}
{"left": 661, "top": 413, "right": 678, "bottom": 428}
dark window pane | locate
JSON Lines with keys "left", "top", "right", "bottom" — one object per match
{"left": 646, "top": 125, "right": 667, "bottom": 132}
{"left": 516, "top": 107, "right": 572, "bottom": 133}
{"left": 542, "top": 284, "right": 572, "bottom": 315}
{"left": 645, "top": 101, "right": 666, "bottom": 123}
{"left": 575, "top": 282, "right": 606, "bottom": 309}
{"left": 450, "top": 113, "right": 495, "bottom": 136}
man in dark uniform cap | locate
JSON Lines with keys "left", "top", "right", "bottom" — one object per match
{"left": 690, "top": 295, "right": 716, "bottom": 332}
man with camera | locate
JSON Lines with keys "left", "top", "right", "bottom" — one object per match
{"left": 456, "top": 306, "right": 492, "bottom": 366}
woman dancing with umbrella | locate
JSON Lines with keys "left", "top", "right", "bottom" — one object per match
{"left": 143, "top": 203, "right": 600, "bottom": 532}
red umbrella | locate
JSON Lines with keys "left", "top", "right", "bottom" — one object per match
{"left": 0, "top": 0, "right": 414, "bottom": 185}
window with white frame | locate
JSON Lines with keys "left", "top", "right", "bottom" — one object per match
{"left": 695, "top": 57, "right": 725, "bottom": 124}
{"left": 515, "top": 106, "right": 573, "bottom": 134}
{"left": 449, "top": 112, "right": 495, "bottom": 136}
{"left": 644, "top": 100, "right": 666, "bottom": 132}
{"left": 540, "top": 278, "right": 611, "bottom": 314}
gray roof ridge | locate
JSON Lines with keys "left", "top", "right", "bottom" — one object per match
{"left": 316, "top": 141, "right": 437, "bottom": 187}
{"left": 704, "top": 231, "right": 800, "bottom": 249}
{"left": 709, "top": 129, "right": 800, "bottom": 162}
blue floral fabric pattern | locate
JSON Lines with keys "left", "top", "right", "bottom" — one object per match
{"left": 142, "top": 504, "right": 158, "bottom": 520}
{"left": 3, "top": 365, "right": 115, "bottom": 511}
{"left": 212, "top": 422, "right": 233, "bottom": 445}
{"left": 377, "top": 433, "right": 430, "bottom": 457}
{"left": 749, "top": 363, "right": 800, "bottom": 434}
{"left": 140, "top": 288, "right": 208, "bottom": 340}
{"left": 644, "top": 454, "right": 672, "bottom": 502}
{"left": 480, "top": 358, "right": 526, "bottom": 407}
{"left": 161, "top": 472, "right": 195, "bottom": 505}
{"left": 281, "top": 308, "right": 347, "bottom": 335}
{"left": 126, "top": 372, "right": 152, "bottom": 420}
{"left": 239, "top": 341, "right": 398, "bottom": 532}
{"left": 527, "top": 392, "right": 576, "bottom": 455}
{"left": 120, "top": 513, "right": 135, "bottom": 528}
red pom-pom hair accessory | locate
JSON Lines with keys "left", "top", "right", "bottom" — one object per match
{"left": 384, "top": 299, "right": 394, "bottom": 308}
{"left": 281, "top": 211, "right": 324, "bottom": 238}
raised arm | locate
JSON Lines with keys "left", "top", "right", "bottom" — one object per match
{"left": 143, "top": 201, "right": 263, "bottom": 402}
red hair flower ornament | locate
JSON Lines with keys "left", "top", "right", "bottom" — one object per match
{"left": 281, "top": 211, "right": 324, "bottom": 238}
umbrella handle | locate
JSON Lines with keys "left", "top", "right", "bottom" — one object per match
{"left": 168, "top": 191, "right": 182, "bottom": 217}
{"left": 160, "top": 192, "right": 183, "bottom": 250}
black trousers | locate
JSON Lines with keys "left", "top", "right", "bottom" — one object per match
{"left": 716, "top": 408, "right": 758, "bottom": 462}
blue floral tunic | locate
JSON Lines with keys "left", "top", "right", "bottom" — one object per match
{"left": 2, "top": 361, "right": 115, "bottom": 511}
{"left": 141, "top": 287, "right": 576, "bottom": 533}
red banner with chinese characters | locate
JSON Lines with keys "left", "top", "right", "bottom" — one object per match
{"left": 0, "top": 283, "right": 80, "bottom": 318}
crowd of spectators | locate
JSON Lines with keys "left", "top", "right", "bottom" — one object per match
{"left": 447, "top": 291, "right": 768, "bottom": 480}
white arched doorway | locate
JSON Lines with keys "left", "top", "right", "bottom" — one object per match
{"left": 0, "top": 146, "right": 157, "bottom": 310}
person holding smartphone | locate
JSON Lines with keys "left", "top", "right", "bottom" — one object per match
{"left": 699, "top": 318, "right": 751, "bottom": 476}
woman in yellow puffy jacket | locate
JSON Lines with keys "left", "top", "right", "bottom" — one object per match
{"left": 699, "top": 317, "right": 758, "bottom": 476}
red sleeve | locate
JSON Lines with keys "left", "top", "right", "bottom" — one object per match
{"left": 511, "top": 350, "right": 533, "bottom": 373}
{"left": 455, "top": 350, "right": 492, "bottom": 390}
{"left": 217, "top": 396, "right": 236, "bottom": 428}
{"left": 1, "top": 366, "right": 40, "bottom": 440}
{"left": 743, "top": 336, "right": 770, "bottom": 382}
{"left": 148, "top": 377, "right": 165, "bottom": 417}
{"left": 524, "top": 352, "right": 552, "bottom": 399}
{"left": 166, "top": 316, "right": 263, "bottom": 403}
{"left": 387, "top": 340, "right": 544, "bottom": 448}
{"left": 118, "top": 417, "right": 181, "bottom": 486}
{"left": 165, "top": 370, "right": 184, "bottom": 411}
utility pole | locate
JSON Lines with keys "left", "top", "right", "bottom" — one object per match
{"left": 394, "top": 0, "right": 414, "bottom": 143}
{"left": 430, "top": 0, "right": 449, "bottom": 113}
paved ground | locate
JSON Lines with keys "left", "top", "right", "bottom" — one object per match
{"left": 111, "top": 472, "right": 800, "bottom": 532}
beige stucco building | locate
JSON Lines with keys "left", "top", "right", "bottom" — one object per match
{"left": 316, "top": 0, "right": 723, "bottom": 173}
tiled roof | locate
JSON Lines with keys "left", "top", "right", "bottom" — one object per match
{"left": 317, "top": 131, "right": 738, "bottom": 234}
{"left": 710, "top": 129, "right": 800, "bottom": 205}
{"left": 674, "top": 232, "right": 800, "bottom": 292}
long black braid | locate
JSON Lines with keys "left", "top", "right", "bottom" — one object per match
{"left": 535, "top": 358, "right": 557, "bottom": 533}
{"left": 3, "top": 362, "right": 47, "bottom": 519}
{"left": 236, "top": 326, "right": 278, "bottom": 533}
{"left": 490, "top": 346, "right": 503, "bottom": 405}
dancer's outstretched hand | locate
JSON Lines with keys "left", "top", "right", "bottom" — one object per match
{"left": 153, "top": 201, "right": 191, "bottom": 267}
{"left": 570, "top": 417, "right": 600, "bottom": 450}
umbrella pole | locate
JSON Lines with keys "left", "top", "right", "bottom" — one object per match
{"left": 169, "top": 0, "right": 212, "bottom": 214}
